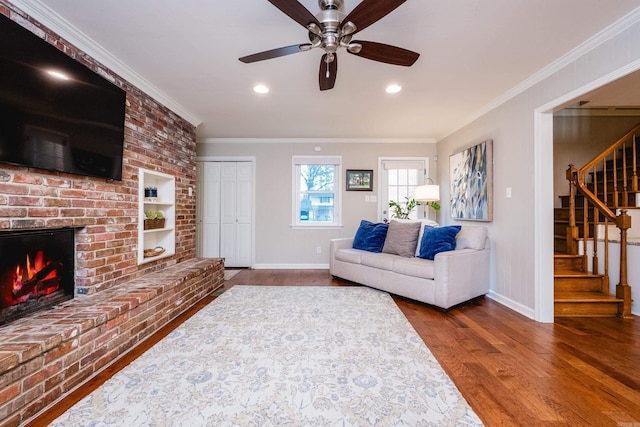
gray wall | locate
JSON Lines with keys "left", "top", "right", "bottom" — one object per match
{"left": 437, "top": 10, "right": 640, "bottom": 320}
{"left": 198, "top": 10, "right": 640, "bottom": 320}
{"left": 196, "top": 141, "right": 437, "bottom": 267}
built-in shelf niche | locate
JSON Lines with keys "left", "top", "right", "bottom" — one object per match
{"left": 138, "top": 168, "right": 175, "bottom": 264}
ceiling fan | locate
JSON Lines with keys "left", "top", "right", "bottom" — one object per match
{"left": 239, "top": 0, "right": 420, "bottom": 91}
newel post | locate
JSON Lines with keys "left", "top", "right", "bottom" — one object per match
{"left": 616, "top": 209, "right": 633, "bottom": 318}
{"left": 565, "top": 164, "right": 579, "bottom": 255}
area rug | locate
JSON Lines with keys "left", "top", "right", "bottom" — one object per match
{"left": 50, "top": 286, "right": 483, "bottom": 426}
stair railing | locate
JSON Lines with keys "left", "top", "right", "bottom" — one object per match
{"left": 566, "top": 122, "right": 640, "bottom": 318}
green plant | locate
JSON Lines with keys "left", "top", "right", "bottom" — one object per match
{"left": 424, "top": 201, "right": 441, "bottom": 211}
{"left": 155, "top": 211, "right": 164, "bottom": 219}
{"left": 145, "top": 210, "right": 158, "bottom": 220}
{"left": 389, "top": 197, "right": 440, "bottom": 219}
{"left": 389, "top": 197, "right": 417, "bottom": 219}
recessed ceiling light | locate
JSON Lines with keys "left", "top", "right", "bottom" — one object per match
{"left": 386, "top": 84, "right": 402, "bottom": 94}
{"left": 253, "top": 84, "right": 269, "bottom": 94}
{"left": 46, "top": 69, "right": 70, "bottom": 81}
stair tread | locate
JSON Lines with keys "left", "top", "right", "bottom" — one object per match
{"left": 554, "top": 291, "right": 623, "bottom": 303}
{"left": 554, "top": 254, "right": 585, "bottom": 259}
{"left": 554, "top": 269, "right": 602, "bottom": 277}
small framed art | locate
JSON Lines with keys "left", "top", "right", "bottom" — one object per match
{"left": 346, "top": 169, "right": 373, "bottom": 191}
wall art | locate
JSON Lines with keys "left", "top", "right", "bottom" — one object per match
{"left": 346, "top": 169, "right": 373, "bottom": 191}
{"left": 449, "top": 139, "right": 493, "bottom": 221}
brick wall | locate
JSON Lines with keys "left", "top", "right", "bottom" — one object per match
{"left": 0, "top": 1, "right": 198, "bottom": 295}
{"left": 0, "top": 4, "right": 218, "bottom": 425}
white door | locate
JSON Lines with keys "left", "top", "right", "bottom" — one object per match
{"left": 197, "top": 162, "right": 221, "bottom": 258}
{"left": 378, "top": 158, "right": 429, "bottom": 222}
{"left": 197, "top": 161, "right": 253, "bottom": 267}
{"left": 235, "top": 163, "right": 253, "bottom": 266}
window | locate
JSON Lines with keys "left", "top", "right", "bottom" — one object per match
{"left": 387, "top": 167, "right": 421, "bottom": 219}
{"left": 292, "top": 156, "right": 341, "bottom": 227}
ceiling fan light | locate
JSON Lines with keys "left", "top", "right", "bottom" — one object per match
{"left": 307, "top": 23, "right": 322, "bottom": 36}
{"left": 347, "top": 43, "right": 362, "bottom": 53}
{"left": 253, "top": 84, "right": 269, "bottom": 94}
{"left": 340, "top": 34, "right": 353, "bottom": 45}
{"left": 341, "top": 21, "right": 357, "bottom": 36}
{"left": 386, "top": 84, "right": 402, "bottom": 94}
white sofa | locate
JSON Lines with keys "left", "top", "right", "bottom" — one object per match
{"left": 330, "top": 225, "right": 490, "bottom": 309}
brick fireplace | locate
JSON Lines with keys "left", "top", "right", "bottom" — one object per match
{"left": 0, "top": 2, "right": 218, "bottom": 426}
{"left": 0, "top": 2, "right": 198, "bottom": 295}
{"left": 0, "top": 228, "right": 75, "bottom": 326}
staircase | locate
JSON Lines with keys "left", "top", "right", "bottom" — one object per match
{"left": 554, "top": 254, "right": 624, "bottom": 317}
{"left": 553, "top": 123, "right": 640, "bottom": 318}
{"left": 553, "top": 198, "right": 592, "bottom": 254}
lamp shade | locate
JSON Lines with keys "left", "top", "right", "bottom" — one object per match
{"left": 414, "top": 184, "right": 440, "bottom": 202}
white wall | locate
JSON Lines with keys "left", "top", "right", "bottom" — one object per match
{"left": 595, "top": 240, "right": 640, "bottom": 315}
{"left": 437, "top": 8, "right": 640, "bottom": 320}
{"left": 196, "top": 141, "right": 437, "bottom": 268}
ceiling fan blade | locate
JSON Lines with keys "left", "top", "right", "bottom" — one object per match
{"left": 239, "top": 44, "right": 311, "bottom": 63}
{"left": 268, "top": 0, "right": 323, "bottom": 30}
{"left": 348, "top": 40, "right": 419, "bottom": 66}
{"left": 319, "top": 54, "right": 338, "bottom": 91}
{"left": 341, "top": 0, "right": 406, "bottom": 34}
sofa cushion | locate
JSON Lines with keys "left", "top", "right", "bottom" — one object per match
{"left": 393, "top": 218, "right": 439, "bottom": 256}
{"left": 361, "top": 252, "right": 397, "bottom": 271}
{"left": 352, "top": 220, "right": 388, "bottom": 252}
{"left": 392, "top": 257, "right": 435, "bottom": 279}
{"left": 418, "top": 225, "right": 462, "bottom": 260}
{"left": 382, "top": 220, "right": 421, "bottom": 257}
{"left": 335, "top": 248, "right": 364, "bottom": 264}
{"left": 456, "top": 226, "right": 488, "bottom": 250}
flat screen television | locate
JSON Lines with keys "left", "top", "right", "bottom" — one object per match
{"left": 0, "top": 13, "right": 126, "bottom": 181}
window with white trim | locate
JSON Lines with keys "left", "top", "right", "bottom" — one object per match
{"left": 292, "top": 156, "right": 341, "bottom": 227}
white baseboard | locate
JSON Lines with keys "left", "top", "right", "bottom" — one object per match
{"left": 487, "top": 290, "right": 535, "bottom": 320}
{"left": 253, "top": 263, "right": 330, "bottom": 270}
{"left": 487, "top": 291, "right": 639, "bottom": 320}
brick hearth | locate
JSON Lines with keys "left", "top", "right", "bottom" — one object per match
{"left": 0, "top": 258, "right": 224, "bottom": 426}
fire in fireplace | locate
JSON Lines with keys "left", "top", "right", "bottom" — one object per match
{"left": 0, "top": 228, "right": 75, "bottom": 326}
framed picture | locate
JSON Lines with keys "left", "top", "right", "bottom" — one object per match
{"left": 346, "top": 169, "right": 373, "bottom": 191}
{"left": 450, "top": 139, "right": 493, "bottom": 221}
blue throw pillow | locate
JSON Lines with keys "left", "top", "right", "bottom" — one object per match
{"left": 352, "top": 220, "right": 388, "bottom": 252}
{"left": 418, "top": 225, "right": 462, "bottom": 260}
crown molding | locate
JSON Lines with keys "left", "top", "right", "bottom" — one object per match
{"left": 197, "top": 137, "right": 437, "bottom": 144}
{"left": 11, "top": 0, "right": 202, "bottom": 127}
{"left": 441, "top": 6, "right": 640, "bottom": 141}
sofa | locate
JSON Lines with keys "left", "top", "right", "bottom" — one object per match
{"left": 330, "top": 220, "right": 490, "bottom": 309}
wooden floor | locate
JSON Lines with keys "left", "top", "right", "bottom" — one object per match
{"left": 29, "top": 270, "right": 640, "bottom": 426}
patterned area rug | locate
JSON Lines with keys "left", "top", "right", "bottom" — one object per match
{"left": 50, "top": 286, "right": 483, "bottom": 426}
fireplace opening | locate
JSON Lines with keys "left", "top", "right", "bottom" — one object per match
{"left": 0, "top": 228, "right": 75, "bottom": 326}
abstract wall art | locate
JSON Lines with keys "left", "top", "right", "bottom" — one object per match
{"left": 449, "top": 139, "right": 493, "bottom": 221}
